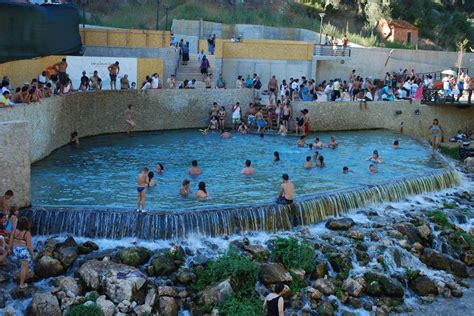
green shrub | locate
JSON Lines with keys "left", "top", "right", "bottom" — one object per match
{"left": 191, "top": 248, "right": 259, "bottom": 296}
{"left": 289, "top": 271, "right": 309, "bottom": 293}
{"left": 453, "top": 231, "right": 474, "bottom": 251}
{"left": 271, "top": 237, "right": 315, "bottom": 271}
{"left": 439, "top": 146, "right": 461, "bottom": 161}
{"left": 66, "top": 304, "right": 102, "bottom": 316}
{"left": 220, "top": 295, "right": 261, "bottom": 316}
{"left": 428, "top": 210, "right": 451, "bottom": 228}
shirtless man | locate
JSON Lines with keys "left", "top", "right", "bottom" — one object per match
{"left": 304, "top": 156, "right": 313, "bottom": 169}
{"left": 188, "top": 160, "right": 202, "bottom": 176}
{"left": 241, "top": 160, "right": 255, "bottom": 175}
{"left": 124, "top": 104, "right": 136, "bottom": 133}
{"left": 55, "top": 58, "right": 68, "bottom": 94}
{"left": 136, "top": 168, "right": 149, "bottom": 212}
{"left": 179, "top": 179, "right": 191, "bottom": 197}
{"left": 167, "top": 75, "right": 176, "bottom": 89}
{"left": 268, "top": 75, "right": 278, "bottom": 98}
{"left": 369, "top": 164, "right": 378, "bottom": 174}
{"left": 108, "top": 61, "right": 120, "bottom": 90}
{"left": 277, "top": 174, "right": 294, "bottom": 204}
{"left": 0, "top": 190, "right": 13, "bottom": 213}
{"left": 221, "top": 131, "right": 232, "bottom": 139}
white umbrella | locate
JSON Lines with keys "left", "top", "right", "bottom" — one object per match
{"left": 441, "top": 69, "right": 456, "bottom": 76}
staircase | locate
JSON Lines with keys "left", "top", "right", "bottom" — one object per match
{"left": 175, "top": 54, "right": 216, "bottom": 89}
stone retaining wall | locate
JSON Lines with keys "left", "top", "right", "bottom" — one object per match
{"left": 1, "top": 89, "right": 473, "bottom": 208}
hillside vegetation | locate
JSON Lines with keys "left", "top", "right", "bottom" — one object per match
{"left": 83, "top": 0, "right": 473, "bottom": 51}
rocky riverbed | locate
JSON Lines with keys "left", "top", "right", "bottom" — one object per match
{"left": 1, "top": 173, "right": 473, "bottom": 315}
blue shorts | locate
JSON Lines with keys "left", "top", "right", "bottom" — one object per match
{"left": 257, "top": 119, "right": 266, "bottom": 128}
{"left": 13, "top": 246, "right": 31, "bottom": 262}
{"left": 137, "top": 186, "right": 145, "bottom": 192}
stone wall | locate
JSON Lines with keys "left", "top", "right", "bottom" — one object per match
{"left": 0, "top": 121, "right": 31, "bottom": 208}
{"left": 79, "top": 28, "right": 170, "bottom": 48}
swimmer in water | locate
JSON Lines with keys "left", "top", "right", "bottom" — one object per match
{"left": 342, "top": 166, "right": 349, "bottom": 174}
{"left": 297, "top": 136, "right": 306, "bottom": 147}
{"left": 238, "top": 122, "right": 249, "bottom": 134}
{"left": 69, "top": 131, "right": 80, "bottom": 145}
{"left": 313, "top": 151, "right": 320, "bottom": 162}
{"left": 205, "top": 116, "right": 219, "bottom": 133}
{"left": 368, "top": 150, "right": 383, "bottom": 163}
{"left": 148, "top": 171, "right": 157, "bottom": 187}
{"left": 155, "top": 163, "right": 164, "bottom": 175}
{"left": 221, "top": 130, "right": 232, "bottom": 139}
{"left": 304, "top": 156, "right": 313, "bottom": 169}
{"left": 136, "top": 167, "right": 149, "bottom": 212}
{"left": 313, "top": 137, "right": 324, "bottom": 149}
{"left": 369, "top": 164, "right": 378, "bottom": 174}
{"left": 392, "top": 140, "right": 399, "bottom": 149}
{"left": 241, "top": 159, "right": 255, "bottom": 175}
{"left": 328, "top": 136, "right": 337, "bottom": 149}
{"left": 316, "top": 155, "right": 325, "bottom": 168}
{"left": 196, "top": 181, "right": 208, "bottom": 199}
{"left": 188, "top": 160, "right": 202, "bottom": 176}
{"left": 278, "top": 123, "right": 288, "bottom": 136}
{"left": 274, "top": 151, "right": 280, "bottom": 162}
{"left": 179, "top": 179, "right": 191, "bottom": 197}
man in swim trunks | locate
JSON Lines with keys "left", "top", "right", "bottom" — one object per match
{"left": 188, "top": 160, "right": 202, "bottom": 176}
{"left": 55, "top": 58, "right": 68, "bottom": 94}
{"left": 255, "top": 110, "right": 266, "bottom": 133}
{"left": 0, "top": 190, "right": 13, "bottom": 214}
{"left": 247, "top": 103, "right": 256, "bottom": 128}
{"left": 136, "top": 167, "right": 149, "bottom": 212}
{"left": 241, "top": 160, "right": 255, "bottom": 175}
{"left": 108, "top": 61, "right": 120, "bottom": 90}
{"left": 277, "top": 174, "right": 294, "bottom": 204}
{"left": 268, "top": 75, "right": 278, "bottom": 98}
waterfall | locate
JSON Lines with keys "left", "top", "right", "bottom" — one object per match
{"left": 23, "top": 170, "right": 460, "bottom": 240}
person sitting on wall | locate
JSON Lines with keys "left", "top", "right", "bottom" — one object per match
{"left": 90, "top": 71, "right": 102, "bottom": 90}
{"left": 276, "top": 174, "right": 294, "bottom": 205}
{"left": 79, "top": 71, "right": 89, "bottom": 91}
{"left": 69, "top": 131, "right": 80, "bottom": 145}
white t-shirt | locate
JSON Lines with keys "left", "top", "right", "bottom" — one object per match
{"left": 333, "top": 81, "right": 341, "bottom": 91}
{"left": 232, "top": 105, "right": 241, "bottom": 119}
{"left": 38, "top": 74, "right": 46, "bottom": 84}
{"left": 291, "top": 82, "right": 299, "bottom": 90}
{"left": 364, "top": 91, "right": 373, "bottom": 100}
{"left": 151, "top": 77, "right": 160, "bottom": 89}
{"left": 141, "top": 82, "right": 151, "bottom": 90}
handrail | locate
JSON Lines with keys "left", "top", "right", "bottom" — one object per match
{"left": 421, "top": 88, "right": 472, "bottom": 105}
{"left": 314, "top": 44, "right": 351, "bottom": 57}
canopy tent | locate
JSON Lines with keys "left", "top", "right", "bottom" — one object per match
{"left": 0, "top": 1, "right": 82, "bottom": 63}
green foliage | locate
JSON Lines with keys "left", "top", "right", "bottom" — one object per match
{"left": 428, "top": 210, "right": 451, "bottom": 228}
{"left": 66, "top": 304, "right": 102, "bottom": 316}
{"left": 289, "top": 271, "right": 309, "bottom": 294}
{"left": 220, "top": 295, "right": 261, "bottom": 316}
{"left": 442, "top": 201, "right": 456, "bottom": 209}
{"left": 439, "top": 146, "right": 462, "bottom": 161}
{"left": 405, "top": 268, "right": 420, "bottom": 281}
{"left": 271, "top": 237, "right": 315, "bottom": 271}
{"left": 191, "top": 248, "right": 259, "bottom": 296}
{"left": 452, "top": 231, "right": 474, "bottom": 251}
{"left": 84, "top": 291, "right": 98, "bottom": 303}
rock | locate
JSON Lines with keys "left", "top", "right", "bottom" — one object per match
{"left": 117, "top": 299, "right": 132, "bottom": 313}
{"left": 342, "top": 278, "right": 364, "bottom": 297}
{"left": 160, "top": 296, "right": 179, "bottom": 316}
{"left": 364, "top": 272, "right": 404, "bottom": 298}
{"left": 147, "top": 254, "right": 178, "bottom": 276}
{"left": 169, "top": 245, "right": 186, "bottom": 262}
{"left": 56, "top": 237, "right": 77, "bottom": 249}
{"left": 317, "top": 301, "right": 334, "bottom": 315}
{"left": 349, "top": 230, "right": 364, "bottom": 240}
{"left": 134, "top": 304, "right": 153, "bottom": 316}
{"left": 27, "top": 292, "right": 61, "bottom": 316}
{"left": 34, "top": 255, "right": 65, "bottom": 278}
{"left": 387, "top": 230, "right": 405, "bottom": 240}
{"left": 420, "top": 248, "right": 468, "bottom": 277}
{"left": 0, "top": 293, "right": 5, "bottom": 308}
{"left": 145, "top": 288, "right": 158, "bottom": 308}
{"left": 96, "top": 295, "right": 115, "bottom": 316}
{"left": 78, "top": 241, "right": 99, "bottom": 254}
{"left": 409, "top": 275, "right": 438, "bottom": 296}
{"left": 10, "top": 286, "right": 36, "bottom": 300}
{"left": 394, "top": 222, "right": 422, "bottom": 244}
{"left": 290, "top": 268, "right": 306, "bottom": 280}
{"left": 326, "top": 218, "right": 355, "bottom": 230}
{"left": 451, "top": 288, "right": 463, "bottom": 298}
{"left": 0, "top": 272, "right": 9, "bottom": 283}
{"left": 314, "top": 278, "right": 335, "bottom": 295}
{"left": 242, "top": 244, "right": 269, "bottom": 261}
{"left": 158, "top": 286, "right": 178, "bottom": 297}
{"left": 307, "top": 287, "right": 322, "bottom": 300}
{"left": 416, "top": 224, "right": 432, "bottom": 241}
{"left": 119, "top": 247, "right": 151, "bottom": 267}
{"left": 54, "top": 246, "right": 78, "bottom": 268}
{"left": 312, "top": 263, "right": 328, "bottom": 279}
{"left": 461, "top": 251, "right": 474, "bottom": 266}
{"left": 3, "top": 307, "right": 15, "bottom": 316}
{"left": 259, "top": 263, "right": 293, "bottom": 285}
{"left": 77, "top": 259, "right": 147, "bottom": 304}
{"left": 54, "top": 276, "right": 83, "bottom": 297}
{"left": 370, "top": 232, "right": 380, "bottom": 241}
{"left": 176, "top": 268, "right": 197, "bottom": 285}
{"left": 328, "top": 253, "right": 352, "bottom": 274}
{"left": 198, "top": 279, "right": 233, "bottom": 306}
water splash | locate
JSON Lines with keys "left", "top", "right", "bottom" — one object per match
{"left": 24, "top": 170, "right": 460, "bottom": 240}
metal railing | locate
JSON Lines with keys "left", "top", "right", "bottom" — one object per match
{"left": 421, "top": 88, "right": 472, "bottom": 106}
{"left": 314, "top": 45, "right": 351, "bottom": 57}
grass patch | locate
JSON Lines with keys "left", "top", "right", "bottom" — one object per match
{"left": 439, "top": 146, "right": 462, "bottom": 161}
{"left": 66, "top": 304, "right": 102, "bottom": 316}
{"left": 428, "top": 210, "right": 452, "bottom": 228}
{"left": 452, "top": 231, "right": 474, "bottom": 251}
{"left": 271, "top": 237, "right": 315, "bottom": 271}
{"left": 220, "top": 295, "right": 261, "bottom": 316}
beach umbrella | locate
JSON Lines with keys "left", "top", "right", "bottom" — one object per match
{"left": 441, "top": 69, "right": 456, "bottom": 76}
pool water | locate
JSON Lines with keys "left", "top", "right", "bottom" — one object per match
{"left": 31, "top": 129, "right": 445, "bottom": 211}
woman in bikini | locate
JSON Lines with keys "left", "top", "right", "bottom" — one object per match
{"left": 429, "top": 119, "right": 443, "bottom": 155}
{"left": 9, "top": 217, "right": 35, "bottom": 289}
{"left": 218, "top": 106, "right": 226, "bottom": 132}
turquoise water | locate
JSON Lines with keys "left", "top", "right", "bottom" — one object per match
{"left": 31, "top": 129, "right": 445, "bottom": 211}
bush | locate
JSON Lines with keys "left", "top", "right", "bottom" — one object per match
{"left": 66, "top": 304, "right": 102, "bottom": 316}
{"left": 271, "top": 237, "right": 315, "bottom": 271}
{"left": 192, "top": 248, "right": 259, "bottom": 296}
{"left": 220, "top": 295, "right": 261, "bottom": 316}
{"left": 428, "top": 210, "right": 451, "bottom": 228}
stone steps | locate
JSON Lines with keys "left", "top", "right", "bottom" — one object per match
{"left": 175, "top": 54, "right": 216, "bottom": 85}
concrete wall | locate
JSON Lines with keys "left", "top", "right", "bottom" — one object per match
{"left": 79, "top": 28, "right": 170, "bottom": 49}
{"left": 0, "top": 121, "right": 31, "bottom": 208}
{"left": 0, "top": 56, "right": 60, "bottom": 90}
{"left": 84, "top": 46, "right": 178, "bottom": 82}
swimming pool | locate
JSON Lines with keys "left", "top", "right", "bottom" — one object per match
{"left": 31, "top": 129, "right": 446, "bottom": 211}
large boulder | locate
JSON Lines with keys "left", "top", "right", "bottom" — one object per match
{"left": 364, "top": 272, "right": 404, "bottom": 298}
{"left": 198, "top": 279, "right": 233, "bottom": 306}
{"left": 27, "top": 292, "right": 61, "bottom": 316}
{"left": 328, "top": 253, "right": 352, "bottom": 274}
{"left": 325, "top": 218, "right": 355, "bottom": 230}
{"left": 394, "top": 222, "right": 422, "bottom": 244}
{"left": 416, "top": 224, "right": 432, "bottom": 242}
{"left": 54, "top": 246, "right": 79, "bottom": 269}
{"left": 409, "top": 275, "right": 438, "bottom": 296}
{"left": 54, "top": 276, "right": 83, "bottom": 297}
{"left": 420, "top": 248, "right": 468, "bottom": 277}
{"left": 314, "top": 278, "right": 335, "bottom": 295}
{"left": 119, "top": 247, "right": 151, "bottom": 267}
{"left": 176, "top": 268, "right": 197, "bottom": 285}
{"left": 258, "top": 263, "right": 293, "bottom": 286}
{"left": 77, "top": 259, "right": 147, "bottom": 303}
{"left": 78, "top": 241, "right": 99, "bottom": 254}
{"left": 96, "top": 295, "right": 116, "bottom": 316}
{"left": 147, "top": 254, "right": 178, "bottom": 276}
{"left": 34, "top": 255, "right": 65, "bottom": 279}
{"left": 342, "top": 277, "right": 364, "bottom": 297}
{"left": 159, "top": 296, "right": 179, "bottom": 316}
